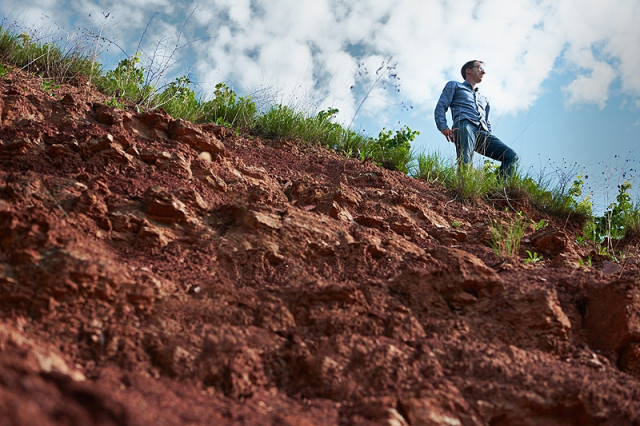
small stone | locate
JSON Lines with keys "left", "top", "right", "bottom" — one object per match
{"left": 602, "top": 260, "right": 623, "bottom": 275}
{"left": 198, "top": 151, "right": 212, "bottom": 162}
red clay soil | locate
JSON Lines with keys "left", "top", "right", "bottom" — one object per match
{"left": 0, "top": 67, "right": 639, "bottom": 425}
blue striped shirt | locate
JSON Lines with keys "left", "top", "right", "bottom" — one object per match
{"left": 434, "top": 81, "right": 491, "bottom": 133}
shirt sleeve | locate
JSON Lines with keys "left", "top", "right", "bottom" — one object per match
{"left": 434, "top": 81, "right": 455, "bottom": 132}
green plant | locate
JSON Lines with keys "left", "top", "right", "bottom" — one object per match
{"left": 596, "top": 244, "right": 610, "bottom": 258}
{"left": 362, "top": 126, "right": 418, "bottom": 174}
{"left": 579, "top": 255, "right": 593, "bottom": 268}
{"left": 95, "top": 53, "right": 152, "bottom": 105}
{"left": 565, "top": 174, "right": 593, "bottom": 216}
{"left": 41, "top": 79, "right": 60, "bottom": 96}
{"left": 449, "top": 161, "right": 500, "bottom": 201}
{"left": 587, "top": 181, "right": 636, "bottom": 249}
{"left": 576, "top": 235, "right": 588, "bottom": 246}
{"left": 451, "top": 221, "right": 463, "bottom": 228}
{"left": 415, "top": 151, "right": 455, "bottom": 183}
{"left": 0, "top": 63, "right": 9, "bottom": 78}
{"left": 489, "top": 214, "right": 528, "bottom": 259}
{"left": 498, "top": 167, "right": 593, "bottom": 222}
{"left": 309, "top": 108, "right": 359, "bottom": 150}
{"left": 105, "top": 94, "right": 124, "bottom": 109}
{"left": 151, "top": 75, "right": 200, "bottom": 120}
{"left": 338, "top": 130, "right": 371, "bottom": 161}
{"left": 624, "top": 203, "right": 640, "bottom": 237}
{"left": 201, "top": 83, "right": 257, "bottom": 129}
{"left": 0, "top": 25, "right": 96, "bottom": 83}
{"left": 533, "top": 219, "right": 548, "bottom": 231}
{"left": 255, "top": 104, "right": 305, "bottom": 140}
{"left": 524, "top": 250, "right": 543, "bottom": 264}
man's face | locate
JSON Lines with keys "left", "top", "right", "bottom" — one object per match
{"left": 467, "top": 62, "right": 485, "bottom": 84}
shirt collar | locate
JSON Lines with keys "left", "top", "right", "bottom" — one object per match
{"left": 462, "top": 81, "right": 479, "bottom": 92}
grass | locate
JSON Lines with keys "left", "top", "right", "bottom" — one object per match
{"left": 0, "top": 28, "right": 98, "bottom": 84}
{"left": 198, "top": 83, "right": 257, "bottom": 130}
{"left": 624, "top": 205, "right": 640, "bottom": 237}
{"left": 415, "top": 151, "right": 455, "bottom": 184}
{"left": 414, "top": 153, "right": 590, "bottom": 218}
{"left": 489, "top": 214, "right": 528, "bottom": 259}
{"left": 255, "top": 104, "right": 306, "bottom": 140}
{"left": 1, "top": 21, "right": 639, "bottom": 243}
{"left": 449, "top": 163, "right": 500, "bottom": 202}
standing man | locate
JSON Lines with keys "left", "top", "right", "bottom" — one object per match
{"left": 434, "top": 60, "right": 518, "bottom": 178}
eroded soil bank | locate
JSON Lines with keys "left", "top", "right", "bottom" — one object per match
{"left": 1, "top": 67, "right": 639, "bottom": 425}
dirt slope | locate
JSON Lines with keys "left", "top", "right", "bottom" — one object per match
{"left": 1, "top": 67, "right": 639, "bottom": 425}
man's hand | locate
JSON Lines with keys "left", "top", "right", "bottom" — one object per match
{"left": 441, "top": 128, "right": 457, "bottom": 143}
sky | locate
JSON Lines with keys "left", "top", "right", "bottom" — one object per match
{"left": 2, "top": 0, "right": 639, "bottom": 214}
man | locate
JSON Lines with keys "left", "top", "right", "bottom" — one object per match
{"left": 434, "top": 60, "right": 518, "bottom": 178}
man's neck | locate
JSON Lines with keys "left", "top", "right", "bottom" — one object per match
{"left": 465, "top": 79, "right": 478, "bottom": 90}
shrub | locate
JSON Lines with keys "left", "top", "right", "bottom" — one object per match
{"left": 504, "top": 172, "right": 592, "bottom": 222}
{"left": 0, "top": 27, "right": 18, "bottom": 60}
{"left": 201, "top": 83, "right": 257, "bottom": 129}
{"left": 588, "top": 181, "right": 636, "bottom": 243}
{"left": 95, "top": 53, "right": 152, "bottom": 105}
{"left": 151, "top": 76, "right": 200, "bottom": 121}
{"left": 296, "top": 107, "right": 344, "bottom": 147}
{"left": 362, "top": 126, "right": 418, "bottom": 174}
{"left": 333, "top": 128, "right": 371, "bottom": 161}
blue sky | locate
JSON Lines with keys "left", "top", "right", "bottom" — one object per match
{"left": 2, "top": 0, "right": 639, "bottom": 214}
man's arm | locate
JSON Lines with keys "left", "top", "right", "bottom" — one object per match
{"left": 434, "top": 81, "right": 456, "bottom": 141}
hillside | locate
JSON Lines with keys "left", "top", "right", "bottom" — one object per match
{"left": 1, "top": 66, "right": 639, "bottom": 425}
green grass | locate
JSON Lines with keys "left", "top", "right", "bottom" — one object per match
{"left": 624, "top": 204, "right": 640, "bottom": 237}
{"left": 415, "top": 151, "right": 455, "bottom": 184}
{"left": 449, "top": 162, "right": 500, "bottom": 201}
{"left": 489, "top": 214, "right": 528, "bottom": 259}
{"left": 198, "top": 83, "right": 257, "bottom": 130}
{"left": 255, "top": 104, "right": 306, "bottom": 140}
{"left": 0, "top": 28, "right": 98, "bottom": 84}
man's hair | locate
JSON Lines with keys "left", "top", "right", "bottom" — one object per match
{"left": 461, "top": 60, "right": 483, "bottom": 80}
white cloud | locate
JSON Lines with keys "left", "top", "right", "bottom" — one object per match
{"left": 3, "top": 0, "right": 639, "bottom": 126}
{"left": 1, "top": 1, "right": 69, "bottom": 35}
{"left": 562, "top": 49, "right": 616, "bottom": 109}
{"left": 552, "top": 0, "right": 640, "bottom": 107}
{"left": 182, "top": 0, "right": 597, "bottom": 124}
